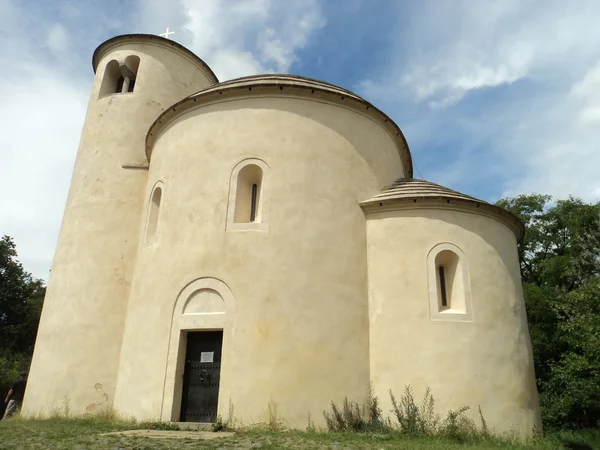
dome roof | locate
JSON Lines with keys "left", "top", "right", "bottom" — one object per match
{"left": 146, "top": 74, "right": 413, "bottom": 177}
{"left": 366, "top": 178, "right": 483, "bottom": 203}
{"left": 360, "top": 178, "right": 524, "bottom": 240}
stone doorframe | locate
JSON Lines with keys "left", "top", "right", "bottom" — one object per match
{"left": 160, "top": 277, "right": 236, "bottom": 422}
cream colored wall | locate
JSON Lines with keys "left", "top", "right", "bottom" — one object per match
{"left": 365, "top": 207, "right": 541, "bottom": 436}
{"left": 112, "top": 96, "right": 403, "bottom": 426}
{"left": 23, "top": 41, "right": 216, "bottom": 416}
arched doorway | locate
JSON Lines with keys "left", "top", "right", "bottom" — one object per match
{"left": 160, "top": 277, "right": 236, "bottom": 422}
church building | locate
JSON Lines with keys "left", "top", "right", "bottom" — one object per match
{"left": 23, "top": 34, "right": 541, "bottom": 435}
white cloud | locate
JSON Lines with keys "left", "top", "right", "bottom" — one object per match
{"left": 0, "top": 51, "right": 88, "bottom": 281}
{"left": 137, "top": 0, "right": 325, "bottom": 79}
{"left": 0, "top": 2, "right": 98, "bottom": 280}
{"left": 500, "top": 60, "right": 600, "bottom": 200}
{"left": 357, "top": 1, "right": 600, "bottom": 203}
{"left": 47, "top": 23, "right": 68, "bottom": 53}
{"left": 361, "top": 1, "right": 600, "bottom": 107}
{"left": 570, "top": 60, "right": 600, "bottom": 127}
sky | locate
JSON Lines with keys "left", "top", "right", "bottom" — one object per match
{"left": 1, "top": 0, "right": 600, "bottom": 280}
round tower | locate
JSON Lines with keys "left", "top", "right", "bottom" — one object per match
{"left": 362, "top": 179, "right": 541, "bottom": 436}
{"left": 23, "top": 35, "right": 218, "bottom": 416}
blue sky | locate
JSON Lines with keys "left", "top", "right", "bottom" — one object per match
{"left": 1, "top": 0, "right": 600, "bottom": 279}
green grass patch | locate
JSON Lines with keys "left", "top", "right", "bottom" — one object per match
{"left": 0, "top": 415, "right": 598, "bottom": 449}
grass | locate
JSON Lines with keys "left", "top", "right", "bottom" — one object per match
{"left": 0, "top": 415, "right": 598, "bottom": 449}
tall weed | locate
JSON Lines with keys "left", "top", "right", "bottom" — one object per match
{"left": 325, "top": 383, "right": 495, "bottom": 442}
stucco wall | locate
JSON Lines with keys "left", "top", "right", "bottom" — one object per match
{"left": 112, "top": 96, "right": 403, "bottom": 426}
{"left": 365, "top": 207, "right": 541, "bottom": 436}
{"left": 23, "top": 41, "right": 217, "bottom": 416}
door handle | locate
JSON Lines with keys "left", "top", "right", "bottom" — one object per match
{"left": 199, "top": 369, "right": 211, "bottom": 387}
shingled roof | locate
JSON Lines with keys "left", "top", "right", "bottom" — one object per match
{"left": 360, "top": 178, "right": 524, "bottom": 240}
{"left": 365, "top": 178, "right": 485, "bottom": 203}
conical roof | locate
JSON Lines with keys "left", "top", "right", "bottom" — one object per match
{"left": 360, "top": 178, "right": 524, "bottom": 240}
{"left": 366, "top": 178, "right": 484, "bottom": 203}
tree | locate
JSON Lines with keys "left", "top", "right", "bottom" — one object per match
{"left": 0, "top": 236, "right": 45, "bottom": 354}
{"left": 0, "top": 235, "right": 46, "bottom": 411}
{"left": 497, "top": 195, "right": 600, "bottom": 429}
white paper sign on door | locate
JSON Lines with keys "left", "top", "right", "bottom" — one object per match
{"left": 200, "top": 351, "right": 214, "bottom": 363}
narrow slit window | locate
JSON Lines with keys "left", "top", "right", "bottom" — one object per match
{"left": 227, "top": 159, "right": 270, "bottom": 231}
{"left": 434, "top": 249, "right": 466, "bottom": 313}
{"left": 250, "top": 184, "right": 258, "bottom": 222}
{"left": 438, "top": 266, "right": 448, "bottom": 307}
{"left": 428, "top": 244, "right": 472, "bottom": 320}
{"left": 234, "top": 164, "right": 263, "bottom": 223}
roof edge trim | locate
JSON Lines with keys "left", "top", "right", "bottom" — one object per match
{"left": 145, "top": 75, "right": 413, "bottom": 177}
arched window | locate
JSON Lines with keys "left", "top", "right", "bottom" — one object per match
{"left": 227, "top": 159, "right": 270, "bottom": 231}
{"left": 427, "top": 243, "right": 472, "bottom": 321}
{"left": 98, "top": 55, "right": 141, "bottom": 98}
{"left": 234, "top": 164, "right": 263, "bottom": 223}
{"left": 123, "top": 55, "right": 140, "bottom": 93}
{"left": 146, "top": 185, "right": 162, "bottom": 245}
{"left": 98, "top": 60, "right": 121, "bottom": 98}
{"left": 435, "top": 250, "right": 464, "bottom": 312}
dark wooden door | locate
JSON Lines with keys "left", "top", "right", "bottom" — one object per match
{"left": 179, "top": 331, "right": 223, "bottom": 422}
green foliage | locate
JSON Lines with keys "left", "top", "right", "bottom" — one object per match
{"left": 552, "top": 429, "right": 600, "bottom": 449}
{"left": 323, "top": 385, "right": 386, "bottom": 433}
{"left": 266, "top": 401, "right": 285, "bottom": 431}
{"left": 323, "top": 397, "right": 365, "bottom": 432}
{"left": 390, "top": 385, "right": 428, "bottom": 435}
{"left": 365, "top": 383, "right": 385, "bottom": 429}
{"left": 326, "top": 385, "right": 481, "bottom": 443}
{"left": 212, "top": 415, "right": 226, "bottom": 431}
{"left": 497, "top": 195, "right": 600, "bottom": 430}
{"left": 306, "top": 411, "right": 316, "bottom": 432}
{"left": 0, "top": 235, "right": 45, "bottom": 355}
{"left": 2, "top": 416, "right": 591, "bottom": 449}
{"left": 479, "top": 405, "right": 489, "bottom": 436}
{"left": 537, "top": 279, "right": 600, "bottom": 429}
{"left": 389, "top": 385, "right": 477, "bottom": 440}
{"left": 391, "top": 386, "right": 441, "bottom": 436}
{"left": 0, "top": 235, "right": 46, "bottom": 415}
{"left": 0, "top": 355, "right": 21, "bottom": 404}
{"left": 498, "top": 195, "right": 600, "bottom": 289}
{"left": 141, "top": 420, "right": 180, "bottom": 431}
{"left": 440, "top": 406, "right": 475, "bottom": 441}
{"left": 213, "top": 400, "right": 236, "bottom": 431}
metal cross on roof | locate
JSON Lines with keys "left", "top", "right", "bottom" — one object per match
{"left": 160, "top": 27, "right": 175, "bottom": 39}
